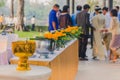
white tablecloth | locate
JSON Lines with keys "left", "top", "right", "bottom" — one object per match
{"left": 0, "top": 34, "right": 18, "bottom": 65}
{"left": 0, "top": 65, "right": 51, "bottom": 80}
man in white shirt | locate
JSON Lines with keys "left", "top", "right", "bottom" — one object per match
{"left": 102, "top": 7, "right": 111, "bottom": 28}
{"left": 102, "top": 7, "right": 112, "bottom": 59}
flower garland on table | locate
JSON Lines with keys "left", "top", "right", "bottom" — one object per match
{"left": 30, "top": 26, "right": 82, "bottom": 51}
{"left": 44, "top": 30, "right": 67, "bottom": 50}
{"left": 44, "top": 26, "right": 82, "bottom": 50}
{"left": 64, "top": 26, "right": 82, "bottom": 39}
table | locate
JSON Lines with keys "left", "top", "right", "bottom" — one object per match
{"left": 0, "top": 65, "right": 51, "bottom": 80}
{"left": 11, "top": 40, "right": 79, "bottom": 80}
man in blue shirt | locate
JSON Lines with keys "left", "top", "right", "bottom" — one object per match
{"left": 48, "top": 4, "right": 60, "bottom": 31}
{"left": 71, "top": 5, "right": 82, "bottom": 26}
{"left": 115, "top": 6, "right": 120, "bottom": 22}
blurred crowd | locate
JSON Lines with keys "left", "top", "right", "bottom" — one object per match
{"left": 0, "top": 15, "right": 36, "bottom": 31}
{"left": 48, "top": 4, "right": 120, "bottom": 62}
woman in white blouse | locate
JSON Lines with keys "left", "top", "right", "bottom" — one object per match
{"left": 104, "top": 9, "right": 120, "bottom": 62}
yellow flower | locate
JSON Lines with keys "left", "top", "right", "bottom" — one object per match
{"left": 62, "top": 33, "right": 66, "bottom": 36}
{"left": 65, "top": 27, "right": 72, "bottom": 32}
{"left": 44, "top": 32, "right": 53, "bottom": 39}
{"left": 60, "top": 30, "right": 65, "bottom": 33}
{"left": 52, "top": 34, "right": 58, "bottom": 40}
{"left": 71, "top": 30, "right": 76, "bottom": 34}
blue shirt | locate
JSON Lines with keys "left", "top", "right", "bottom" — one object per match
{"left": 71, "top": 11, "right": 81, "bottom": 26}
{"left": 48, "top": 10, "right": 59, "bottom": 31}
{"left": 118, "top": 12, "right": 120, "bottom": 22}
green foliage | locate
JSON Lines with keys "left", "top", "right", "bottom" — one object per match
{"left": 35, "top": 26, "right": 48, "bottom": 32}
{"left": 0, "top": 0, "right": 5, "bottom": 7}
{"left": 15, "top": 31, "right": 40, "bottom": 38}
{"left": 32, "top": 27, "right": 82, "bottom": 50}
{"left": 30, "top": 36, "right": 46, "bottom": 40}
{"left": 22, "top": 25, "right": 48, "bottom": 32}
{"left": 87, "top": 0, "right": 99, "bottom": 12}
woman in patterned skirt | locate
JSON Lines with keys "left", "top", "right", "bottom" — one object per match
{"left": 104, "top": 9, "right": 120, "bottom": 62}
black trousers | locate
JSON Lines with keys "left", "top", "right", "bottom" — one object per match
{"left": 90, "top": 28, "right": 94, "bottom": 48}
{"left": 79, "top": 34, "right": 88, "bottom": 58}
{"left": 31, "top": 24, "right": 35, "bottom": 31}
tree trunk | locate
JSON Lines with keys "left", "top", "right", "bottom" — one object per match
{"left": 17, "top": 0, "right": 24, "bottom": 31}
{"left": 10, "top": 0, "right": 14, "bottom": 18}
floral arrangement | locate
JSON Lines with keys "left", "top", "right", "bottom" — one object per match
{"left": 30, "top": 26, "right": 82, "bottom": 51}
{"left": 64, "top": 26, "right": 82, "bottom": 39}
{"left": 44, "top": 30, "right": 67, "bottom": 50}
{"left": 44, "top": 26, "right": 82, "bottom": 50}
{"left": 44, "top": 26, "right": 82, "bottom": 39}
{"left": 44, "top": 30, "right": 66, "bottom": 41}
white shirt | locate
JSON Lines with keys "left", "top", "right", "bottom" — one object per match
{"left": 31, "top": 17, "right": 35, "bottom": 24}
{"left": 90, "top": 12, "right": 96, "bottom": 24}
{"left": 105, "top": 12, "right": 111, "bottom": 28}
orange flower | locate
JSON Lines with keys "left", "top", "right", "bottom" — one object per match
{"left": 52, "top": 34, "right": 58, "bottom": 40}
{"left": 60, "top": 30, "right": 65, "bottom": 33}
{"left": 62, "top": 33, "right": 66, "bottom": 36}
{"left": 44, "top": 32, "right": 53, "bottom": 39}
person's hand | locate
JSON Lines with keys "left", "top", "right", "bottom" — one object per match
{"left": 104, "top": 29, "right": 108, "bottom": 32}
{"left": 100, "top": 29, "right": 104, "bottom": 32}
{"left": 100, "top": 28, "right": 108, "bottom": 32}
{"left": 93, "top": 27, "right": 96, "bottom": 31}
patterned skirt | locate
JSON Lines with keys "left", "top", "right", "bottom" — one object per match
{"left": 110, "top": 34, "right": 120, "bottom": 50}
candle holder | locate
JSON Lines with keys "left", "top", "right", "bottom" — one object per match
{"left": 12, "top": 40, "right": 36, "bottom": 71}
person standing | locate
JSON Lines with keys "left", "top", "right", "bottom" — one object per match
{"left": 89, "top": 6, "right": 100, "bottom": 49}
{"left": 102, "top": 7, "right": 111, "bottom": 29}
{"left": 56, "top": 9, "right": 61, "bottom": 20}
{"left": 91, "top": 6, "right": 100, "bottom": 59}
{"left": 102, "top": 9, "right": 120, "bottom": 62}
{"left": 71, "top": 5, "right": 82, "bottom": 26}
{"left": 31, "top": 16, "right": 35, "bottom": 31}
{"left": 48, "top": 4, "right": 59, "bottom": 31}
{"left": 115, "top": 6, "right": 120, "bottom": 22}
{"left": 102, "top": 7, "right": 112, "bottom": 58}
{"left": 59, "top": 5, "right": 72, "bottom": 29}
{"left": 76, "top": 4, "right": 93, "bottom": 60}
{"left": 92, "top": 7, "right": 107, "bottom": 60}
